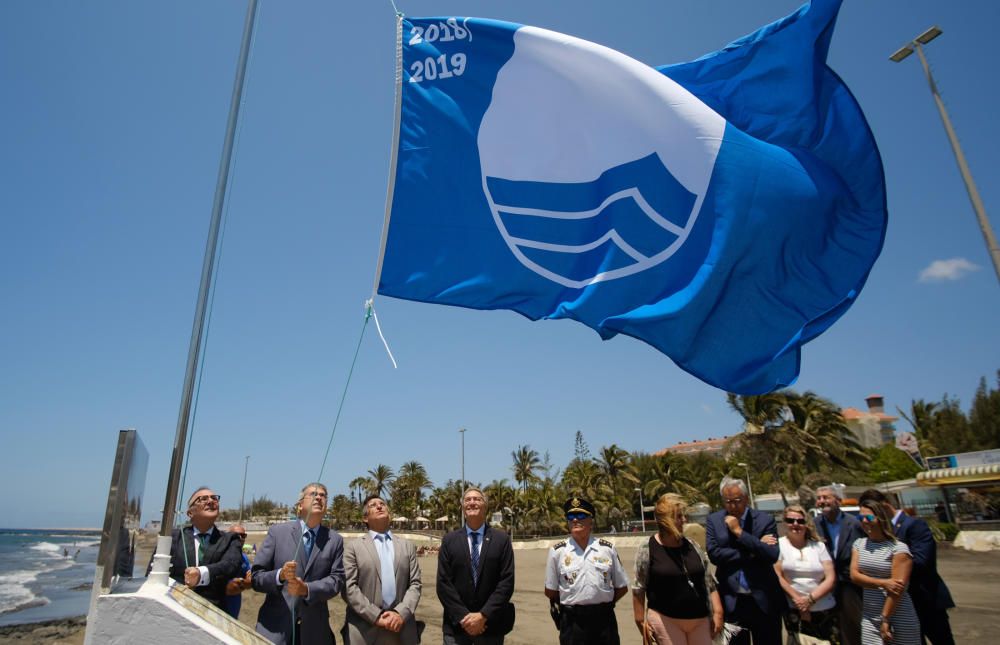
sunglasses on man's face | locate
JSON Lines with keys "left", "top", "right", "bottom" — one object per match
{"left": 784, "top": 517, "right": 807, "bottom": 525}
{"left": 859, "top": 514, "right": 878, "bottom": 522}
{"left": 236, "top": 532, "right": 247, "bottom": 539}
{"left": 566, "top": 512, "right": 590, "bottom": 522}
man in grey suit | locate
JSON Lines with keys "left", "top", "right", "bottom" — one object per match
{"left": 342, "top": 495, "right": 422, "bottom": 644}
{"left": 252, "top": 482, "right": 345, "bottom": 644}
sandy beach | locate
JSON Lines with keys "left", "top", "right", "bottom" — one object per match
{"left": 1, "top": 532, "right": 997, "bottom": 644}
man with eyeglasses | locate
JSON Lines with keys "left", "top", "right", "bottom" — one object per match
{"left": 223, "top": 523, "right": 253, "bottom": 619}
{"left": 814, "top": 483, "right": 864, "bottom": 645}
{"left": 706, "top": 476, "right": 781, "bottom": 645}
{"left": 163, "top": 486, "right": 244, "bottom": 610}
{"left": 342, "top": 495, "right": 422, "bottom": 644}
{"left": 438, "top": 487, "right": 515, "bottom": 644}
{"left": 252, "top": 482, "right": 345, "bottom": 644}
{"left": 544, "top": 496, "right": 629, "bottom": 645}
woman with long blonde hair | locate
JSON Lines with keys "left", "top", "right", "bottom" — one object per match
{"left": 632, "top": 494, "right": 723, "bottom": 645}
{"left": 774, "top": 504, "right": 837, "bottom": 643}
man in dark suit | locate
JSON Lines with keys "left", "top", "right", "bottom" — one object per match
{"left": 860, "top": 489, "right": 955, "bottom": 645}
{"left": 706, "top": 476, "right": 781, "bottom": 645}
{"left": 342, "top": 494, "right": 422, "bottom": 645}
{"left": 164, "top": 486, "right": 244, "bottom": 610}
{"left": 814, "top": 484, "right": 865, "bottom": 645}
{"left": 437, "top": 487, "right": 515, "bottom": 644}
{"left": 252, "top": 482, "right": 345, "bottom": 644}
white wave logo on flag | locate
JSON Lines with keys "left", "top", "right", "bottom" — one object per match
{"left": 478, "top": 26, "right": 725, "bottom": 288}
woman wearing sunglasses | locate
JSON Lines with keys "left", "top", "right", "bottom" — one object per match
{"left": 632, "top": 493, "right": 723, "bottom": 645}
{"left": 774, "top": 505, "right": 837, "bottom": 643}
{"left": 849, "top": 498, "right": 920, "bottom": 645}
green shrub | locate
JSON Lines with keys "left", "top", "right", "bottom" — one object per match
{"left": 929, "top": 521, "right": 959, "bottom": 541}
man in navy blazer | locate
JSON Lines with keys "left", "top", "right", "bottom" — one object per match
{"left": 860, "top": 489, "right": 955, "bottom": 645}
{"left": 814, "top": 484, "right": 865, "bottom": 645}
{"left": 162, "top": 486, "right": 244, "bottom": 610}
{"left": 252, "top": 482, "right": 345, "bottom": 644}
{"left": 437, "top": 487, "right": 515, "bottom": 644}
{"left": 706, "top": 476, "right": 781, "bottom": 645}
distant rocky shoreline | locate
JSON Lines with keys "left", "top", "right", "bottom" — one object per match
{"left": 0, "top": 616, "right": 85, "bottom": 643}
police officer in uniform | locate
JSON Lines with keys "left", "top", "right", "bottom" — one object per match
{"left": 544, "top": 497, "right": 629, "bottom": 645}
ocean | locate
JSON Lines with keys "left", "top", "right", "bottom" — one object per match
{"left": 0, "top": 529, "right": 101, "bottom": 626}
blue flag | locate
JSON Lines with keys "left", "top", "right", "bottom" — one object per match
{"left": 377, "top": 0, "right": 886, "bottom": 394}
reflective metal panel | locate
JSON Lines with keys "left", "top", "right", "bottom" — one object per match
{"left": 94, "top": 429, "right": 149, "bottom": 593}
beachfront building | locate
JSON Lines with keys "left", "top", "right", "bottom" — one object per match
{"left": 841, "top": 394, "right": 898, "bottom": 449}
{"left": 655, "top": 436, "right": 733, "bottom": 458}
{"left": 917, "top": 449, "right": 1000, "bottom": 529}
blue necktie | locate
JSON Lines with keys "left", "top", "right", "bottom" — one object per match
{"left": 375, "top": 534, "right": 396, "bottom": 608}
{"left": 303, "top": 529, "right": 314, "bottom": 561}
{"left": 470, "top": 531, "right": 481, "bottom": 586}
{"left": 737, "top": 516, "right": 750, "bottom": 593}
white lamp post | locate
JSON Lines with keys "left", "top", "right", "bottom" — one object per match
{"left": 737, "top": 462, "right": 755, "bottom": 509}
{"left": 890, "top": 27, "right": 1000, "bottom": 286}
{"left": 634, "top": 487, "right": 647, "bottom": 532}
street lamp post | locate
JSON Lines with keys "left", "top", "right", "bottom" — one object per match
{"left": 890, "top": 26, "right": 1000, "bottom": 286}
{"left": 459, "top": 428, "right": 466, "bottom": 527}
{"left": 238, "top": 455, "right": 250, "bottom": 522}
{"left": 737, "top": 462, "right": 755, "bottom": 509}
{"left": 634, "top": 487, "right": 646, "bottom": 532}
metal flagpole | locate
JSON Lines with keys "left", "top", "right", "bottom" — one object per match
{"left": 239, "top": 455, "right": 250, "bottom": 523}
{"left": 161, "top": 0, "right": 260, "bottom": 536}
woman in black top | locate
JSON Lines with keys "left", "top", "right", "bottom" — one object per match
{"left": 632, "top": 493, "right": 723, "bottom": 645}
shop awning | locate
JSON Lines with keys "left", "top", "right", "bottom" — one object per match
{"left": 916, "top": 464, "right": 1000, "bottom": 486}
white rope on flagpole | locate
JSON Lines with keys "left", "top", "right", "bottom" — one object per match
{"left": 367, "top": 299, "right": 398, "bottom": 369}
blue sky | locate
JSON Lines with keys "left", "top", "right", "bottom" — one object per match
{"left": 2, "top": 0, "right": 998, "bottom": 529}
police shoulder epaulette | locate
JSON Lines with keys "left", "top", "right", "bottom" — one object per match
{"left": 553, "top": 541, "right": 567, "bottom": 550}
{"left": 598, "top": 538, "right": 614, "bottom": 548}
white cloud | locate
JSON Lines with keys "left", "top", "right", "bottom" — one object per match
{"left": 701, "top": 403, "right": 713, "bottom": 415}
{"left": 918, "top": 257, "right": 980, "bottom": 283}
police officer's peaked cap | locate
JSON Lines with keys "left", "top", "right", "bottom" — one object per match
{"left": 563, "top": 496, "right": 595, "bottom": 517}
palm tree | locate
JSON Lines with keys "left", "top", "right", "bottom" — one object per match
{"left": 642, "top": 453, "right": 701, "bottom": 502}
{"left": 728, "top": 390, "right": 869, "bottom": 501}
{"left": 898, "top": 399, "right": 941, "bottom": 457}
{"left": 726, "top": 391, "right": 790, "bottom": 435}
{"left": 484, "top": 479, "right": 516, "bottom": 528}
{"left": 594, "top": 444, "right": 638, "bottom": 526}
{"left": 396, "top": 461, "right": 433, "bottom": 517}
{"left": 596, "top": 444, "right": 638, "bottom": 494}
{"left": 348, "top": 476, "right": 372, "bottom": 505}
{"left": 562, "top": 459, "right": 603, "bottom": 509}
{"left": 511, "top": 445, "right": 541, "bottom": 495}
{"left": 367, "top": 464, "right": 396, "bottom": 498}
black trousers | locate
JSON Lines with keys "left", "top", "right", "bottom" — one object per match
{"left": 783, "top": 607, "right": 837, "bottom": 644}
{"left": 727, "top": 595, "right": 781, "bottom": 645}
{"left": 559, "top": 602, "right": 620, "bottom": 645}
{"left": 913, "top": 604, "right": 954, "bottom": 645}
{"left": 834, "top": 583, "right": 863, "bottom": 645}
{"left": 442, "top": 622, "right": 505, "bottom": 645}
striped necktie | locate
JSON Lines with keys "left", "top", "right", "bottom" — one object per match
{"left": 470, "top": 531, "right": 481, "bottom": 586}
